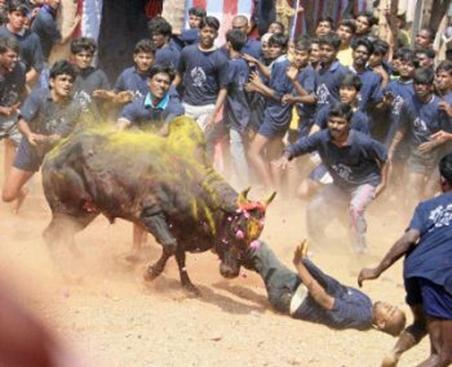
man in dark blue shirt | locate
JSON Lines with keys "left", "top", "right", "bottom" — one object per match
{"left": 0, "top": 36, "right": 26, "bottom": 212}
{"left": 275, "top": 103, "right": 388, "bottom": 254}
{"left": 117, "top": 64, "right": 184, "bottom": 133}
{"left": 315, "top": 33, "right": 348, "bottom": 112}
{"left": 2, "top": 60, "right": 83, "bottom": 212}
{"left": 244, "top": 239, "right": 406, "bottom": 334}
{"left": 205, "top": 29, "right": 251, "bottom": 189}
{"left": 358, "top": 152, "right": 452, "bottom": 367}
{"left": 348, "top": 38, "right": 382, "bottom": 112}
{"left": 31, "top": 0, "right": 80, "bottom": 62}
{"left": 388, "top": 68, "right": 451, "bottom": 210}
{"left": 174, "top": 6, "right": 204, "bottom": 50}
{"left": 231, "top": 15, "right": 261, "bottom": 59}
{"left": 117, "top": 64, "right": 184, "bottom": 258}
{"left": 148, "top": 16, "right": 180, "bottom": 69}
{"left": 174, "top": 16, "right": 229, "bottom": 132}
{"left": 0, "top": 1, "right": 44, "bottom": 86}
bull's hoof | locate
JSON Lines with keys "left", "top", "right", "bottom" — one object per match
{"left": 143, "top": 265, "right": 163, "bottom": 282}
{"left": 381, "top": 354, "right": 398, "bottom": 367}
{"left": 182, "top": 282, "right": 201, "bottom": 297}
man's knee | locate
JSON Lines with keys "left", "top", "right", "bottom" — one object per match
{"left": 2, "top": 187, "right": 17, "bottom": 203}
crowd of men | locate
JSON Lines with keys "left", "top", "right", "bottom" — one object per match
{"left": 0, "top": 1, "right": 450, "bottom": 366}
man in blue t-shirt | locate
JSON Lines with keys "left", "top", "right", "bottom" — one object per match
{"left": 0, "top": 36, "right": 26, "bottom": 211}
{"left": 117, "top": 64, "right": 184, "bottom": 259}
{"left": 31, "top": 0, "right": 80, "bottom": 62}
{"left": 358, "top": 152, "right": 452, "bottom": 367}
{"left": 204, "top": 29, "right": 251, "bottom": 189}
{"left": 117, "top": 64, "right": 184, "bottom": 134}
{"left": 0, "top": 1, "right": 44, "bottom": 86}
{"left": 315, "top": 33, "right": 348, "bottom": 113}
{"left": 147, "top": 16, "right": 180, "bottom": 69}
{"left": 388, "top": 68, "right": 451, "bottom": 210}
{"left": 2, "top": 60, "right": 83, "bottom": 212}
{"left": 275, "top": 103, "right": 388, "bottom": 254}
{"left": 174, "top": 16, "right": 229, "bottom": 132}
{"left": 231, "top": 15, "right": 261, "bottom": 59}
{"left": 244, "top": 239, "right": 406, "bottom": 334}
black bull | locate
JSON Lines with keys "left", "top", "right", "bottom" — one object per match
{"left": 41, "top": 117, "right": 275, "bottom": 293}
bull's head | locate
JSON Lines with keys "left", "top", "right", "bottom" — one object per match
{"left": 217, "top": 188, "right": 276, "bottom": 278}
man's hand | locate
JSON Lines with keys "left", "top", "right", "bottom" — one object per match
{"left": 286, "top": 65, "right": 298, "bottom": 81}
{"left": 249, "top": 71, "right": 263, "bottom": 88}
{"left": 293, "top": 240, "right": 308, "bottom": 266}
{"left": 272, "top": 154, "right": 290, "bottom": 170}
{"left": 242, "top": 53, "right": 258, "bottom": 66}
{"left": 418, "top": 140, "right": 438, "bottom": 154}
{"left": 430, "top": 130, "right": 452, "bottom": 144}
{"left": 438, "top": 101, "right": 452, "bottom": 117}
{"left": 92, "top": 89, "right": 114, "bottom": 100}
{"left": 357, "top": 267, "right": 381, "bottom": 287}
{"left": 282, "top": 94, "right": 296, "bottom": 105}
{"left": 27, "top": 132, "right": 46, "bottom": 146}
{"left": 244, "top": 82, "right": 258, "bottom": 93}
{"left": 114, "top": 91, "right": 134, "bottom": 104}
{"left": 0, "top": 102, "right": 20, "bottom": 116}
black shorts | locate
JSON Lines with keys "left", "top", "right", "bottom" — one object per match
{"left": 405, "top": 277, "right": 452, "bottom": 320}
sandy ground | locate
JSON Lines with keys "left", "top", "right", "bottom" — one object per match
{"left": 0, "top": 160, "right": 430, "bottom": 366}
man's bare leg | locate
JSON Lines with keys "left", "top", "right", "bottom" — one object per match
{"left": 3, "top": 139, "right": 16, "bottom": 177}
{"left": 2, "top": 166, "right": 34, "bottom": 213}
{"left": 127, "top": 223, "right": 147, "bottom": 263}
{"left": 248, "top": 134, "right": 273, "bottom": 189}
{"left": 415, "top": 319, "right": 452, "bottom": 367}
{"left": 381, "top": 305, "right": 427, "bottom": 367}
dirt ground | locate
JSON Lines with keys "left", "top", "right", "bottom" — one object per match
{"left": 0, "top": 161, "right": 430, "bottom": 366}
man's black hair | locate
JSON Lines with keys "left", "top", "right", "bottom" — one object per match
{"left": 436, "top": 60, "right": 452, "bottom": 75}
{"left": 372, "top": 39, "right": 389, "bottom": 56}
{"left": 199, "top": 16, "right": 220, "bottom": 31}
{"left": 148, "top": 64, "right": 175, "bottom": 82}
{"left": 294, "top": 36, "right": 311, "bottom": 52}
{"left": 49, "top": 60, "right": 77, "bottom": 81}
{"left": 188, "top": 6, "right": 206, "bottom": 18}
{"left": 338, "top": 18, "right": 356, "bottom": 34}
{"left": 148, "top": 16, "right": 172, "bottom": 37}
{"left": 226, "top": 29, "right": 247, "bottom": 52}
{"left": 318, "top": 16, "right": 334, "bottom": 28}
{"left": 134, "top": 39, "right": 156, "bottom": 55}
{"left": 0, "top": 35, "right": 19, "bottom": 54}
{"left": 352, "top": 37, "right": 374, "bottom": 54}
{"left": 356, "top": 11, "right": 377, "bottom": 27}
{"left": 268, "top": 33, "right": 288, "bottom": 50}
{"left": 269, "top": 21, "right": 285, "bottom": 34}
{"left": 70, "top": 37, "right": 97, "bottom": 55}
{"left": 439, "top": 153, "right": 452, "bottom": 185}
{"left": 318, "top": 33, "right": 341, "bottom": 51}
{"left": 415, "top": 47, "right": 436, "bottom": 60}
{"left": 396, "top": 48, "right": 415, "bottom": 65}
{"left": 340, "top": 73, "right": 362, "bottom": 92}
{"left": 7, "top": 0, "right": 29, "bottom": 15}
{"left": 329, "top": 102, "right": 353, "bottom": 122}
{"left": 413, "top": 67, "right": 434, "bottom": 85}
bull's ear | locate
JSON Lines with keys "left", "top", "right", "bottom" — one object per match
{"left": 263, "top": 191, "right": 277, "bottom": 208}
{"left": 237, "top": 187, "right": 251, "bottom": 206}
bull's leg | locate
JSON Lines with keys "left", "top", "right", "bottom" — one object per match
{"left": 143, "top": 248, "right": 173, "bottom": 281}
{"left": 140, "top": 210, "right": 177, "bottom": 254}
{"left": 43, "top": 212, "right": 98, "bottom": 278}
{"left": 175, "top": 248, "right": 200, "bottom": 296}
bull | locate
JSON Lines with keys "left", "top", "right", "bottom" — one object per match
{"left": 42, "top": 117, "right": 275, "bottom": 294}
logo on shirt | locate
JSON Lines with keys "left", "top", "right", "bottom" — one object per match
{"left": 428, "top": 203, "right": 452, "bottom": 231}
{"left": 316, "top": 84, "right": 331, "bottom": 104}
{"left": 330, "top": 163, "right": 352, "bottom": 181}
{"left": 413, "top": 117, "right": 429, "bottom": 138}
{"left": 191, "top": 66, "right": 206, "bottom": 88}
{"left": 392, "top": 96, "right": 404, "bottom": 116}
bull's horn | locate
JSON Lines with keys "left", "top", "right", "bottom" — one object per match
{"left": 237, "top": 187, "right": 251, "bottom": 206}
{"left": 263, "top": 191, "right": 277, "bottom": 208}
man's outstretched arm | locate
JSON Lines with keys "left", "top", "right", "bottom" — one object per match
{"left": 358, "top": 228, "right": 420, "bottom": 287}
{"left": 293, "top": 242, "right": 335, "bottom": 310}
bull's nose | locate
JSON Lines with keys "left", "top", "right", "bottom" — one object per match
{"left": 219, "top": 263, "right": 239, "bottom": 279}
